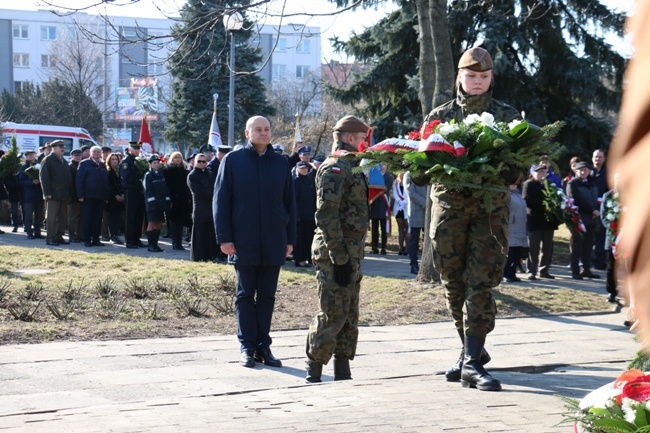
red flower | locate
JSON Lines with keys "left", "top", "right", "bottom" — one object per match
{"left": 408, "top": 130, "right": 421, "bottom": 140}
{"left": 621, "top": 375, "right": 650, "bottom": 402}
{"left": 421, "top": 120, "right": 441, "bottom": 140}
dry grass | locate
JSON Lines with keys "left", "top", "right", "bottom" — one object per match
{"left": 0, "top": 242, "right": 612, "bottom": 344}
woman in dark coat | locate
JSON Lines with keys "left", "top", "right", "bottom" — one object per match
{"left": 164, "top": 151, "right": 191, "bottom": 250}
{"left": 105, "top": 153, "right": 125, "bottom": 244}
{"left": 187, "top": 153, "right": 218, "bottom": 262}
{"left": 143, "top": 154, "right": 171, "bottom": 253}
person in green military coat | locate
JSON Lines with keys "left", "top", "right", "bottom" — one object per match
{"left": 305, "top": 115, "right": 369, "bottom": 383}
{"left": 422, "top": 47, "right": 522, "bottom": 391}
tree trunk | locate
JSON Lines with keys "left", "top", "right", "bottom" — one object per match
{"left": 415, "top": 0, "right": 435, "bottom": 116}
{"left": 429, "top": 0, "right": 455, "bottom": 107}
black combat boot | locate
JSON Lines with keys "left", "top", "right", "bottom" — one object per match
{"left": 306, "top": 360, "right": 323, "bottom": 383}
{"left": 333, "top": 357, "right": 352, "bottom": 381}
{"left": 147, "top": 230, "right": 163, "bottom": 252}
{"left": 460, "top": 336, "right": 501, "bottom": 391}
{"left": 445, "top": 330, "right": 491, "bottom": 382}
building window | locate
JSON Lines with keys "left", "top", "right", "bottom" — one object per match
{"left": 13, "top": 53, "right": 29, "bottom": 67}
{"left": 296, "top": 65, "right": 310, "bottom": 78}
{"left": 272, "top": 64, "right": 286, "bottom": 78}
{"left": 296, "top": 39, "right": 311, "bottom": 54}
{"left": 41, "top": 26, "right": 56, "bottom": 41}
{"left": 41, "top": 54, "right": 56, "bottom": 68}
{"left": 276, "top": 38, "right": 287, "bottom": 52}
{"left": 122, "top": 28, "right": 136, "bottom": 38}
{"left": 14, "top": 81, "right": 23, "bottom": 91}
{"left": 13, "top": 24, "right": 28, "bottom": 39}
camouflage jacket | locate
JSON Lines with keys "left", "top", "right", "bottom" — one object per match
{"left": 424, "top": 87, "right": 519, "bottom": 124}
{"left": 314, "top": 141, "right": 369, "bottom": 265}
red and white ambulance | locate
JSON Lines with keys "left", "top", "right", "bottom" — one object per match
{"left": 0, "top": 122, "right": 100, "bottom": 155}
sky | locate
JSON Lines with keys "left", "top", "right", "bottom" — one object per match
{"left": 9, "top": 0, "right": 398, "bottom": 61}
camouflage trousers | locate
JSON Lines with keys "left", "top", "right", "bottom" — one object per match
{"left": 430, "top": 188, "right": 509, "bottom": 338}
{"left": 306, "top": 258, "right": 362, "bottom": 364}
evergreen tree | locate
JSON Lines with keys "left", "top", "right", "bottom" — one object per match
{"left": 165, "top": 0, "right": 274, "bottom": 149}
{"left": 329, "top": 0, "right": 626, "bottom": 159}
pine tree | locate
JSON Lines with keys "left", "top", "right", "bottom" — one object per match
{"left": 165, "top": 0, "right": 274, "bottom": 149}
{"left": 0, "top": 135, "right": 22, "bottom": 179}
{"left": 329, "top": 0, "right": 626, "bottom": 159}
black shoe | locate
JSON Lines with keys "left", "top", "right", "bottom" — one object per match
{"left": 172, "top": 244, "right": 185, "bottom": 250}
{"left": 572, "top": 274, "right": 583, "bottom": 280}
{"left": 607, "top": 293, "right": 618, "bottom": 303}
{"left": 46, "top": 240, "right": 60, "bottom": 246}
{"left": 27, "top": 234, "right": 35, "bottom": 239}
{"left": 148, "top": 245, "right": 164, "bottom": 252}
{"left": 253, "top": 349, "right": 282, "bottom": 367}
{"left": 410, "top": 264, "right": 419, "bottom": 275}
{"left": 110, "top": 236, "right": 124, "bottom": 245}
{"left": 136, "top": 240, "right": 147, "bottom": 248}
{"left": 581, "top": 270, "right": 601, "bottom": 279}
{"left": 70, "top": 238, "right": 82, "bottom": 243}
{"left": 33, "top": 234, "right": 45, "bottom": 239}
{"left": 92, "top": 241, "right": 105, "bottom": 247}
{"left": 306, "top": 360, "right": 323, "bottom": 383}
{"left": 12, "top": 227, "right": 18, "bottom": 233}
{"left": 380, "top": 249, "right": 387, "bottom": 255}
{"left": 527, "top": 274, "right": 538, "bottom": 281}
{"left": 371, "top": 249, "right": 379, "bottom": 254}
{"left": 502, "top": 276, "right": 521, "bottom": 283}
{"left": 84, "top": 242, "right": 93, "bottom": 247}
{"left": 539, "top": 272, "right": 555, "bottom": 279}
{"left": 240, "top": 351, "right": 256, "bottom": 368}
{"left": 56, "top": 238, "right": 70, "bottom": 245}
{"left": 126, "top": 243, "right": 139, "bottom": 249}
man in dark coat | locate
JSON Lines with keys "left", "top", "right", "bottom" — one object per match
{"left": 214, "top": 116, "right": 296, "bottom": 369}
{"left": 18, "top": 150, "right": 44, "bottom": 239}
{"left": 567, "top": 161, "right": 601, "bottom": 279}
{"left": 292, "top": 160, "right": 317, "bottom": 267}
{"left": 591, "top": 149, "right": 608, "bottom": 270}
{"left": 68, "top": 149, "right": 83, "bottom": 243}
{"left": 77, "top": 146, "right": 109, "bottom": 247}
{"left": 39, "top": 140, "right": 72, "bottom": 246}
{"left": 120, "top": 141, "right": 147, "bottom": 249}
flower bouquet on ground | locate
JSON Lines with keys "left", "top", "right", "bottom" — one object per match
{"left": 349, "top": 113, "right": 564, "bottom": 195}
{"left": 559, "top": 369, "right": 650, "bottom": 432}
{"left": 24, "top": 163, "right": 41, "bottom": 180}
{"left": 541, "top": 180, "right": 586, "bottom": 235}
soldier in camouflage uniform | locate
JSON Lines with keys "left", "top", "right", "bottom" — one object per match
{"left": 423, "top": 47, "right": 521, "bottom": 391}
{"left": 305, "top": 115, "right": 369, "bottom": 383}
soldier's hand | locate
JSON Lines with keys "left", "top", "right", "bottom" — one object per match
{"left": 333, "top": 261, "right": 353, "bottom": 286}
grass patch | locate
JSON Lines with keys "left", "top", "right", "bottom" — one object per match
{"left": 0, "top": 244, "right": 612, "bottom": 344}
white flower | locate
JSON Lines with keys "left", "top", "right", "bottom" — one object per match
{"left": 508, "top": 119, "right": 522, "bottom": 129}
{"left": 464, "top": 114, "right": 480, "bottom": 125}
{"left": 613, "top": 205, "right": 619, "bottom": 213}
{"left": 560, "top": 203, "right": 566, "bottom": 210}
{"left": 621, "top": 398, "right": 639, "bottom": 424}
{"left": 480, "top": 112, "right": 495, "bottom": 127}
{"left": 578, "top": 381, "right": 619, "bottom": 410}
{"left": 439, "top": 123, "right": 458, "bottom": 135}
{"left": 607, "top": 213, "right": 615, "bottom": 221}
{"left": 34, "top": 164, "right": 41, "bottom": 170}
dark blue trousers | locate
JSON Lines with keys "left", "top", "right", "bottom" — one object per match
{"left": 82, "top": 199, "right": 105, "bottom": 243}
{"left": 234, "top": 265, "right": 281, "bottom": 353}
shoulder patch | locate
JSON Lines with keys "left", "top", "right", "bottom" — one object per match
{"left": 330, "top": 166, "right": 341, "bottom": 173}
{"left": 121, "top": 162, "right": 129, "bottom": 170}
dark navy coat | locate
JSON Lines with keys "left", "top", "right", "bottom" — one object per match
{"left": 76, "top": 158, "right": 109, "bottom": 201}
{"left": 213, "top": 142, "right": 296, "bottom": 266}
{"left": 18, "top": 162, "right": 43, "bottom": 204}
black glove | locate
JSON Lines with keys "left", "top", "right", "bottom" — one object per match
{"left": 333, "top": 261, "right": 353, "bottom": 286}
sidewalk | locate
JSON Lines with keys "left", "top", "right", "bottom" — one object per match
{"left": 0, "top": 311, "right": 636, "bottom": 432}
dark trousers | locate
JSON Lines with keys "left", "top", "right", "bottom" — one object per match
{"left": 295, "top": 220, "right": 316, "bottom": 263}
{"left": 606, "top": 250, "right": 617, "bottom": 295}
{"left": 593, "top": 223, "right": 607, "bottom": 268}
{"left": 408, "top": 227, "right": 422, "bottom": 265}
{"left": 45, "top": 199, "right": 68, "bottom": 242}
{"left": 82, "top": 199, "right": 105, "bottom": 243}
{"left": 22, "top": 200, "right": 44, "bottom": 235}
{"left": 10, "top": 201, "right": 20, "bottom": 228}
{"left": 527, "top": 229, "right": 554, "bottom": 275}
{"left": 234, "top": 265, "right": 281, "bottom": 353}
{"left": 371, "top": 217, "right": 387, "bottom": 252}
{"left": 68, "top": 201, "right": 83, "bottom": 241}
{"left": 108, "top": 209, "right": 123, "bottom": 238}
{"left": 504, "top": 246, "right": 525, "bottom": 279}
{"left": 571, "top": 224, "right": 600, "bottom": 275}
{"left": 124, "top": 188, "right": 145, "bottom": 244}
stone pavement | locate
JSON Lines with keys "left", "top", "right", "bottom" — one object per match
{"left": 0, "top": 223, "right": 631, "bottom": 432}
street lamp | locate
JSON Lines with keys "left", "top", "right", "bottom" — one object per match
{"left": 223, "top": 12, "right": 243, "bottom": 147}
